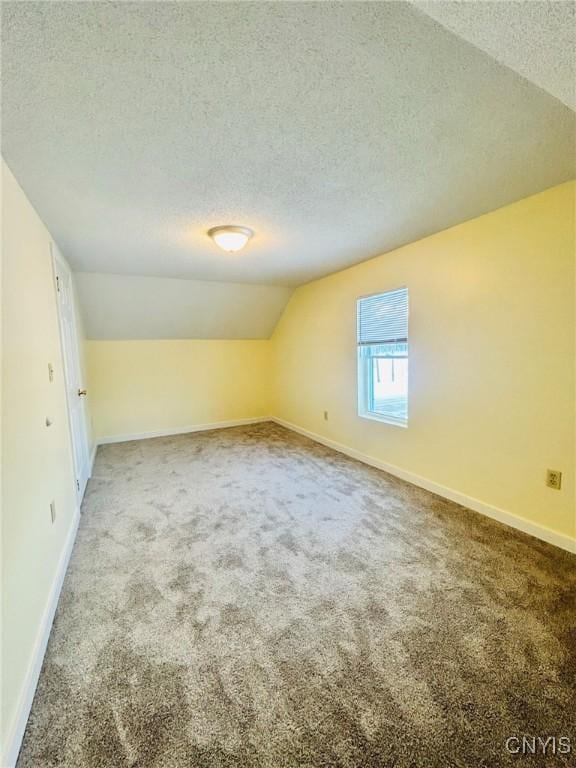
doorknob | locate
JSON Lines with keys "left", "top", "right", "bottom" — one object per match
{"left": 78, "top": 388, "right": 87, "bottom": 396}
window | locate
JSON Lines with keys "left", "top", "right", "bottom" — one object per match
{"left": 357, "top": 287, "right": 409, "bottom": 426}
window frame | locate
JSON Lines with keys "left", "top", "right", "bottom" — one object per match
{"left": 356, "top": 288, "right": 409, "bottom": 428}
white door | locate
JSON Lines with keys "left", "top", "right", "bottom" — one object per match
{"left": 52, "top": 245, "right": 91, "bottom": 501}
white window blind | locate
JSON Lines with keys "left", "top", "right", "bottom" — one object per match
{"left": 357, "top": 287, "right": 408, "bottom": 346}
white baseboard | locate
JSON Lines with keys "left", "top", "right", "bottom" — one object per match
{"left": 272, "top": 417, "right": 576, "bottom": 555}
{"left": 97, "top": 416, "right": 271, "bottom": 445}
{"left": 2, "top": 509, "right": 81, "bottom": 768}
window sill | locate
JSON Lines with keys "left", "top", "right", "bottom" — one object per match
{"left": 358, "top": 411, "right": 408, "bottom": 428}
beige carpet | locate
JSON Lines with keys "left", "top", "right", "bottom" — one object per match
{"left": 17, "top": 423, "right": 575, "bottom": 767}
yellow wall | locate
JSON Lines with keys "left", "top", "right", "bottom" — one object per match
{"left": 272, "top": 182, "right": 575, "bottom": 542}
{"left": 1, "top": 161, "right": 79, "bottom": 756}
{"left": 87, "top": 340, "right": 272, "bottom": 441}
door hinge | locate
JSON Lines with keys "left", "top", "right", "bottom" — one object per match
{"left": 76, "top": 479, "right": 80, "bottom": 491}
{"left": 56, "top": 275, "right": 60, "bottom": 292}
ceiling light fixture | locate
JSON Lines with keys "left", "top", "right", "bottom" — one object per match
{"left": 208, "top": 225, "right": 254, "bottom": 253}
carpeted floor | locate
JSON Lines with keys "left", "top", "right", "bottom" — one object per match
{"left": 17, "top": 423, "right": 575, "bottom": 767}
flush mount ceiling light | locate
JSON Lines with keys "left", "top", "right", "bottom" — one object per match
{"left": 208, "top": 225, "right": 254, "bottom": 253}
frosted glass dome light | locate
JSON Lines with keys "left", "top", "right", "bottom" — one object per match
{"left": 208, "top": 225, "right": 254, "bottom": 253}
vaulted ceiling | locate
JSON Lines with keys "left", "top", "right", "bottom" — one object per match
{"left": 2, "top": 0, "right": 574, "bottom": 290}
{"left": 75, "top": 273, "right": 292, "bottom": 340}
{"left": 414, "top": 1, "right": 575, "bottom": 111}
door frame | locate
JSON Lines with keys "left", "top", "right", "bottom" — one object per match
{"left": 51, "top": 243, "right": 91, "bottom": 504}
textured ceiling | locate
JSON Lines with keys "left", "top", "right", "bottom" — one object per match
{"left": 413, "top": 0, "right": 575, "bottom": 111}
{"left": 2, "top": 1, "right": 574, "bottom": 287}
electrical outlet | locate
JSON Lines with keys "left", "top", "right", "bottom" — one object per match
{"left": 50, "top": 500, "right": 56, "bottom": 523}
{"left": 546, "top": 470, "right": 562, "bottom": 490}
{"left": 324, "top": 411, "right": 328, "bottom": 421}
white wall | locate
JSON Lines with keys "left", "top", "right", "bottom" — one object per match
{"left": 75, "top": 272, "right": 293, "bottom": 340}
{"left": 1, "top": 160, "right": 82, "bottom": 766}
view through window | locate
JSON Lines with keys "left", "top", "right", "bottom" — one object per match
{"left": 357, "top": 288, "right": 408, "bottom": 426}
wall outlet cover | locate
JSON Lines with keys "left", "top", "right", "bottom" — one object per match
{"left": 546, "top": 470, "right": 562, "bottom": 490}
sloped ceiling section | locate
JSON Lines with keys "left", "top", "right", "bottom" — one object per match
{"left": 413, "top": 0, "right": 575, "bottom": 111}
{"left": 2, "top": 1, "right": 575, "bottom": 287}
{"left": 76, "top": 273, "right": 293, "bottom": 340}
